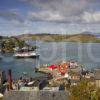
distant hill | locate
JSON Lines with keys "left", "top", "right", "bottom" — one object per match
{"left": 14, "top": 33, "right": 100, "bottom": 43}
{"left": 81, "top": 32, "right": 100, "bottom": 38}
{"left": 94, "top": 33, "right": 100, "bottom": 38}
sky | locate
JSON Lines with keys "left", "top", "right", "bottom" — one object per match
{"left": 0, "top": 0, "right": 100, "bottom": 36}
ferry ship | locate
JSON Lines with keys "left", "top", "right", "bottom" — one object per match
{"left": 13, "top": 47, "right": 39, "bottom": 58}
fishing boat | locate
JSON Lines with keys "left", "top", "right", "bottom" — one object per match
{"left": 13, "top": 47, "right": 39, "bottom": 58}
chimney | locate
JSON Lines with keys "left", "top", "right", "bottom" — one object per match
{"left": 8, "top": 69, "right": 13, "bottom": 90}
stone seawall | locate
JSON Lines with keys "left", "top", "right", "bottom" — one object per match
{"left": 4, "top": 91, "right": 69, "bottom": 100}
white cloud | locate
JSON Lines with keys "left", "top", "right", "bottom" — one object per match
{"left": 23, "top": 0, "right": 100, "bottom": 24}
{"left": 28, "top": 8, "right": 83, "bottom": 23}
{"left": 1, "top": 0, "right": 100, "bottom": 24}
{"left": 83, "top": 11, "right": 100, "bottom": 23}
{"left": 28, "top": 10, "right": 100, "bottom": 24}
{"left": 35, "top": 0, "right": 87, "bottom": 16}
{"left": 28, "top": 10, "right": 66, "bottom": 22}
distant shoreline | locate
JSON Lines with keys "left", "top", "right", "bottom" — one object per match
{"left": 1, "top": 33, "right": 100, "bottom": 43}
{"left": 14, "top": 33, "right": 100, "bottom": 43}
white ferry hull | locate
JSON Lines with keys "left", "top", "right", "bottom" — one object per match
{"left": 14, "top": 52, "right": 39, "bottom": 58}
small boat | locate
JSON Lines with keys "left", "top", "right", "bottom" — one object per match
{"left": 13, "top": 47, "right": 39, "bottom": 58}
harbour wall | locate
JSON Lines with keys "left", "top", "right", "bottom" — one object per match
{"left": 4, "top": 91, "right": 69, "bottom": 100}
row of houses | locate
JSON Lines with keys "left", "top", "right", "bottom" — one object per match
{"left": 36, "top": 61, "right": 100, "bottom": 88}
{"left": 69, "top": 67, "right": 100, "bottom": 87}
{"left": 0, "top": 62, "right": 100, "bottom": 92}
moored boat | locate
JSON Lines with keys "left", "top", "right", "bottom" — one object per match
{"left": 13, "top": 47, "right": 39, "bottom": 58}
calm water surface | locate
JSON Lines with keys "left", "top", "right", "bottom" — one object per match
{"left": 0, "top": 42, "right": 100, "bottom": 79}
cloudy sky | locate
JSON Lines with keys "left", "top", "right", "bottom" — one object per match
{"left": 0, "top": 0, "right": 100, "bottom": 36}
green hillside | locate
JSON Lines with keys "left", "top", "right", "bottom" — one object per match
{"left": 15, "top": 33, "right": 100, "bottom": 43}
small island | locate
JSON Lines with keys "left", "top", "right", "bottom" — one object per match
{"left": 0, "top": 36, "right": 37, "bottom": 53}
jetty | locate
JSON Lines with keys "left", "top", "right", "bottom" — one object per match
{"left": 35, "top": 61, "right": 82, "bottom": 81}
